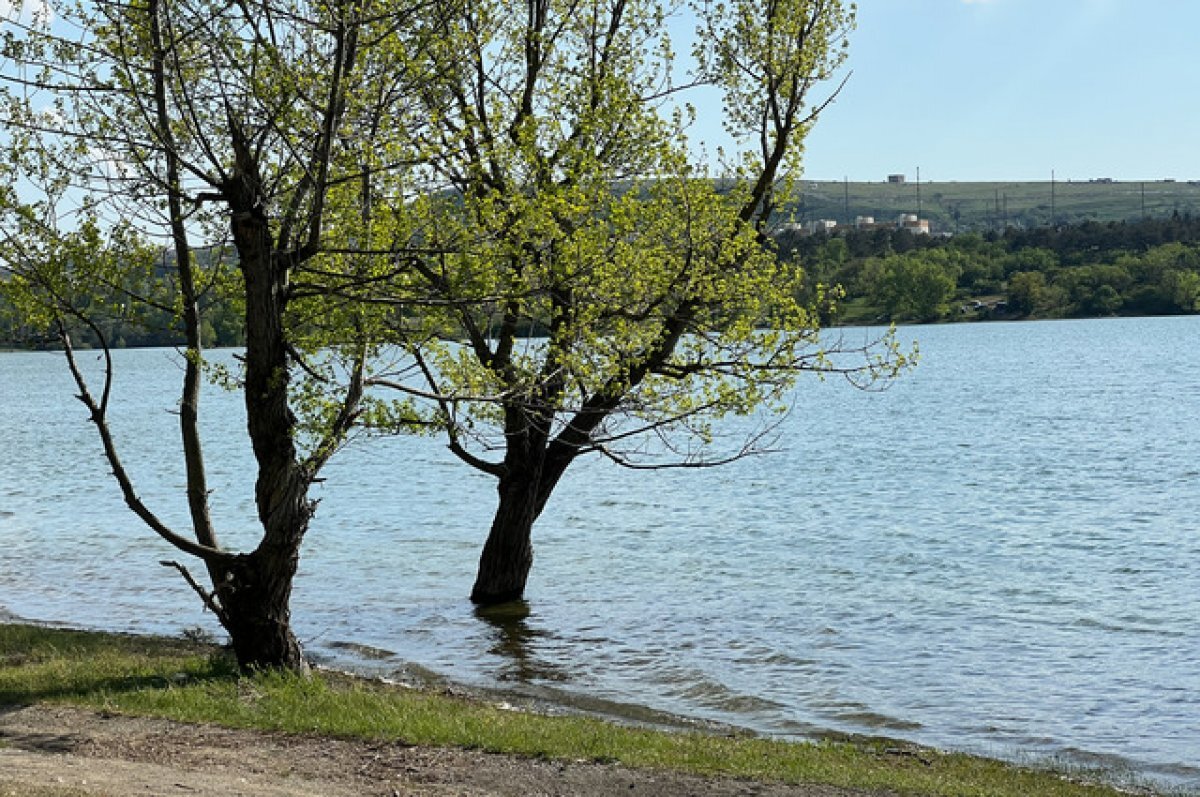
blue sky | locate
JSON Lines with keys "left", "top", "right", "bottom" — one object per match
{"left": 693, "top": 0, "right": 1200, "bottom": 183}
{"left": 5, "top": 0, "right": 1195, "bottom": 184}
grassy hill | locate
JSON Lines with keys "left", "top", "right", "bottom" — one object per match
{"left": 784, "top": 179, "right": 1200, "bottom": 233}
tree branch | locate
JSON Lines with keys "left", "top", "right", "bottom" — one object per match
{"left": 160, "top": 560, "right": 227, "bottom": 623}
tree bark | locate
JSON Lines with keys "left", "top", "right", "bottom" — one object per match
{"left": 212, "top": 549, "right": 306, "bottom": 672}
{"left": 470, "top": 469, "right": 541, "bottom": 605}
{"left": 216, "top": 154, "right": 315, "bottom": 670}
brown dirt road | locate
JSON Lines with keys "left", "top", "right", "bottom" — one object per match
{"left": 0, "top": 705, "right": 879, "bottom": 797}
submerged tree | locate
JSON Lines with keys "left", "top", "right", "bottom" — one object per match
{"left": 362, "top": 0, "right": 911, "bottom": 604}
{"left": 0, "top": 0, "right": 431, "bottom": 668}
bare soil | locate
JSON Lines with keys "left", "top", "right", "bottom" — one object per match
{"left": 0, "top": 704, "right": 882, "bottom": 797}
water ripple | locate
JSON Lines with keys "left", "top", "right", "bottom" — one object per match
{"left": 3, "top": 320, "right": 1199, "bottom": 791}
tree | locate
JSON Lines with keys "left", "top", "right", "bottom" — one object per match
{"left": 1006, "top": 272, "right": 1046, "bottom": 316}
{"left": 0, "top": 0, "right": 428, "bottom": 669}
{"left": 866, "top": 251, "right": 959, "bottom": 322}
{"left": 1058, "top": 264, "right": 1132, "bottom": 316}
{"left": 1159, "top": 267, "right": 1200, "bottom": 312}
{"left": 362, "top": 0, "right": 909, "bottom": 604}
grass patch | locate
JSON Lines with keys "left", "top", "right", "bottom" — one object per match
{"left": 0, "top": 623, "right": 1153, "bottom": 797}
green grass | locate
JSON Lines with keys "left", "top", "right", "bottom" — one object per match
{"left": 0, "top": 623, "right": 1168, "bottom": 797}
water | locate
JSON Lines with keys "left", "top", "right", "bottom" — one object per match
{"left": 1, "top": 317, "right": 1198, "bottom": 790}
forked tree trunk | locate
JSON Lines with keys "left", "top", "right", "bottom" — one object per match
{"left": 471, "top": 470, "right": 541, "bottom": 605}
{"left": 218, "top": 167, "right": 313, "bottom": 671}
{"left": 214, "top": 549, "right": 306, "bottom": 671}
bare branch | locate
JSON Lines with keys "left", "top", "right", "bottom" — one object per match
{"left": 58, "top": 327, "right": 234, "bottom": 566}
{"left": 160, "top": 560, "right": 227, "bottom": 623}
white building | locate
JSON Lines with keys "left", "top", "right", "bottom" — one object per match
{"left": 897, "top": 213, "right": 931, "bottom": 235}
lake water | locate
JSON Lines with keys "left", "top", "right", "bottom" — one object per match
{"left": 1, "top": 317, "right": 1198, "bottom": 791}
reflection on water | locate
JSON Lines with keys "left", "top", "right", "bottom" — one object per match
{"left": 474, "top": 601, "right": 569, "bottom": 683}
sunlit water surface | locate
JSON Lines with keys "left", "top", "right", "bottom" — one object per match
{"left": 2, "top": 316, "right": 1197, "bottom": 790}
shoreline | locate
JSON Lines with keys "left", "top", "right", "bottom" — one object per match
{"left": 2, "top": 620, "right": 1178, "bottom": 797}
{"left": 313, "top": 645, "right": 1200, "bottom": 796}
{"left": 6, "top": 607, "right": 819, "bottom": 743}
{"left": 3, "top": 610, "right": 1193, "bottom": 796}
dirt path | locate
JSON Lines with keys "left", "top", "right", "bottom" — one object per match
{"left": 0, "top": 705, "right": 878, "bottom": 797}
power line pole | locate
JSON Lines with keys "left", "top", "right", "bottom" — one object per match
{"left": 1051, "top": 169, "right": 1057, "bottom": 227}
{"left": 916, "top": 165, "right": 922, "bottom": 217}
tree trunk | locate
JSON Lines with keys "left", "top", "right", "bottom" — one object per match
{"left": 471, "top": 470, "right": 541, "bottom": 605}
{"left": 214, "top": 550, "right": 306, "bottom": 672}
{"left": 218, "top": 159, "right": 313, "bottom": 671}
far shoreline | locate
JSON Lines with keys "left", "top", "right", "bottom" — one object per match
{"left": 3, "top": 308, "right": 1200, "bottom": 354}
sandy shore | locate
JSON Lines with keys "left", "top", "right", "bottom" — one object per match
{"left": 0, "top": 704, "right": 883, "bottom": 797}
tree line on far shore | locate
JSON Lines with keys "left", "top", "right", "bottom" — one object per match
{"left": 8, "top": 213, "right": 1200, "bottom": 351}
{"left": 779, "top": 214, "right": 1200, "bottom": 324}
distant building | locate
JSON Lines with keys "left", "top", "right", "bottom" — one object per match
{"left": 771, "top": 219, "right": 838, "bottom": 237}
{"left": 781, "top": 213, "right": 932, "bottom": 236}
{"left": 852, "top": 213, "right": 932, "bottom": 234}
{"left": 887, "top": 174, "right": 906, "bottom": 184}
{"left": 897, "top": 213, "right": 931, "bottom": 235}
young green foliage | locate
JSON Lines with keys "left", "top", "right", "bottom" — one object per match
{"left": 0, "top": 0, "right": 440, "bottom": 668}
{"left": 354, "top": 0, "right": 910, "bottom": 603}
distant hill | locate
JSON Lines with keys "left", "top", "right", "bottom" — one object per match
{"left": 783, "top": 179, "right": 1200, "bottom": 234}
